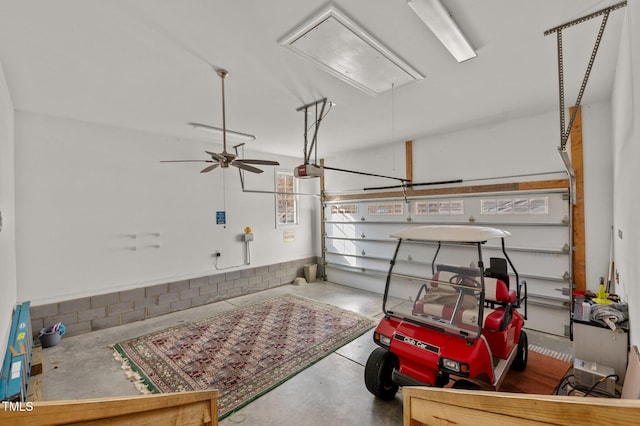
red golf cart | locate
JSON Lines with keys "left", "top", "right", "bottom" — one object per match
{"left": 365, "top": 225, "right": 528, "bottom": 398}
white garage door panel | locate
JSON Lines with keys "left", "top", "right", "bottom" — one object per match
{"left": 523, "top": 277, "right": 570, "bottom": 300}
{"left": 326, "top": 222, "right": 414, "bottom": 239}
{"left": 491, "top": 226, "right": 569, "bottom": 251}
{"left": 327, "top": 267, "right": 387, "bottom": 295}
{"left": 325, "top": 252, "right": 385, "bottom": 270}
{"left": 519, "top": 303, "right": 568, "bottom": 336}
{"left": 323, "top": 188, "right": 571, "bottom": 336}
{"left": 326, "top": 238, "right": 397, "bottom": 257}
{"left": 325, "top": 252, "right": 431, "bottom": 279}
{"left": 495, "top": 250, "right": 569, "bottom": 280}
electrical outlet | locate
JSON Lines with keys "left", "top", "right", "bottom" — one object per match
{"left": 215, "top": 251, "right": 221, "bottom": 257}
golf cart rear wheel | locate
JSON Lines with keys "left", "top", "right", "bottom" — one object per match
{"left": 511, "top": 330, "right": 528, "bottom": 371}
{"left": 365, "top": 347, "right": 399, "bottom": 400}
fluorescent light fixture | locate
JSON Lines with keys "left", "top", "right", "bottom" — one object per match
{"left": 280, "top": 6, "right": 423, "bottom": 96}
{"left": 407, "top": 0, "right": 477, "bottom": 63}
{"left": 188, "top": 122, "right": 256, "bottom": 141}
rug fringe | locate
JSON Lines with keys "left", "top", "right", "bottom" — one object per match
{"left": 112, "top": 346, "right": 153, "bottom": 395}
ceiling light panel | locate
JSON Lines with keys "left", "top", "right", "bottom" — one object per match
{"left": 281, "top": 7, "right": 423, "bottom": 96}
{"left": 407, "top": 0, "right": 476, "bottom": 63}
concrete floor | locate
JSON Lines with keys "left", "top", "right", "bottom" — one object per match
{"left": 39, "top": 281, "right": 572, "bottom": 425}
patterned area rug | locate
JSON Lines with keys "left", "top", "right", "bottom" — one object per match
{"left": 113, "top": 295, "right": 375, "bottom": 419}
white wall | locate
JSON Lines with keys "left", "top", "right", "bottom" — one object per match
{"left": 0, "top": 61, "right": 18, "bottom": 366}
{"left": 611, "top": 4, "right": 640, "bottom": 347}
{"left": 581, "top": 101, "right": 614, "bottom": 287}
{"left": 324, "top": 109, "right": 568, "bottom": 191}
{"left": 15, "top": 111, "right": 320, "bottom": 305}
{"left": 325, "top": 105, "right": 613, "bottom": 291}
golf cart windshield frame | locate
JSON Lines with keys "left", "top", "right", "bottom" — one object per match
{"left": 382, "top": 239, "right": 486, "bottom": 340}
{"left": 381, "top": 226, "right": 526, "bottom": 341}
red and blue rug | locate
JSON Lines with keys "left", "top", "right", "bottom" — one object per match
{"left": 113, "top": 294, "right": 375, "bottom": 419}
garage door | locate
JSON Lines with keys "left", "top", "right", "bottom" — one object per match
{"left": 323, "top": 188, "right": 571, "bottom": 336}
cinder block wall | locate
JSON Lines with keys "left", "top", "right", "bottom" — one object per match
{"left": 30, "top": 257, "right": 319, "bottom": 338}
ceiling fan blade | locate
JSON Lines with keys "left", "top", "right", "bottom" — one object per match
{"left": 160, "top": 160, "right": 213, "bottom": 163}
{"left": 205, "top": 151, "right": 226, "bottom": 162}
{"left": 237, "top": 159, "right": 280, "bottom": 166}
{"left": 232, "top": 161, "right": 263, "bottom": 174}
{"left": 200, "top": 163, "right": 220, "bottom": 173}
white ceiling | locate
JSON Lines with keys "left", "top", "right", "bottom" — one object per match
{"left": 0, "top": 1, "right": 626, "bottom": 158}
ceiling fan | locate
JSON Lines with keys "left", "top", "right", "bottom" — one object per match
{"left": 162, "top": 69, "right": 279, "bottom": 174}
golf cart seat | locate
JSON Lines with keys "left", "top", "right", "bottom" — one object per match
{"left": 477, "top": 277, "right": 516, "bottom": 359}
{"left": 484, "top": 276, "right": 517, "bottom": 305}
{"left": 436, "top": 268, "right": 514, "bottom": 338}
{"left": 478, "top": 277, "right": 514, "bottom": 326}
{"left": 485, "top": 257, "right": 510, "bottom": 288}
{"left": 457, "top": 277, "right": 513, "bottom": 332}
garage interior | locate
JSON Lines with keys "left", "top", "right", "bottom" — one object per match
{"left": 1, "top": 1, "right": 639, "bottom": 424}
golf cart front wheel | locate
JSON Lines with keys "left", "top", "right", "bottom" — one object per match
{"left": 511, "top": 330, "right": 528, "bottom": 371}
{"left": 365, "top": 347, "right": 399, "bottom": 400}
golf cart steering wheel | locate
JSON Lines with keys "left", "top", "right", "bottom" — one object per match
{"left": 448, "top": 274, "right": 481, "bottom": 288}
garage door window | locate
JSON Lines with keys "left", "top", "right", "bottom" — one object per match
{"left": 367, "top": 202, "right": 403, "bottom": 215}
{"left": 276, "top": 171, "right": 298, "bottom": 226}
{"left": 415, "top": 200, "right": 464, "bottom": 215}
{"left": 481, "top": 197, "right": 549, "bottom": 215}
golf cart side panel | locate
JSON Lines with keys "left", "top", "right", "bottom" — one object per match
{"left": 482, "top": 310, "right": 525, "bottom": 359}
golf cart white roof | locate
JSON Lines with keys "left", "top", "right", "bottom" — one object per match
{"left": 391, "top": 225, "right": 511, "bottom": 242}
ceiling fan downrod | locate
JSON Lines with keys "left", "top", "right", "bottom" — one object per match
{"left": 217, "top": 69, "right": 229, "bottom": 155}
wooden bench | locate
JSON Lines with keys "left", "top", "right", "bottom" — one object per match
{"left": 0, "top": 390, "right": 219, "bottom": 426}
{"left": 403, "top": 386, "right": 640, "bottom": 425}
